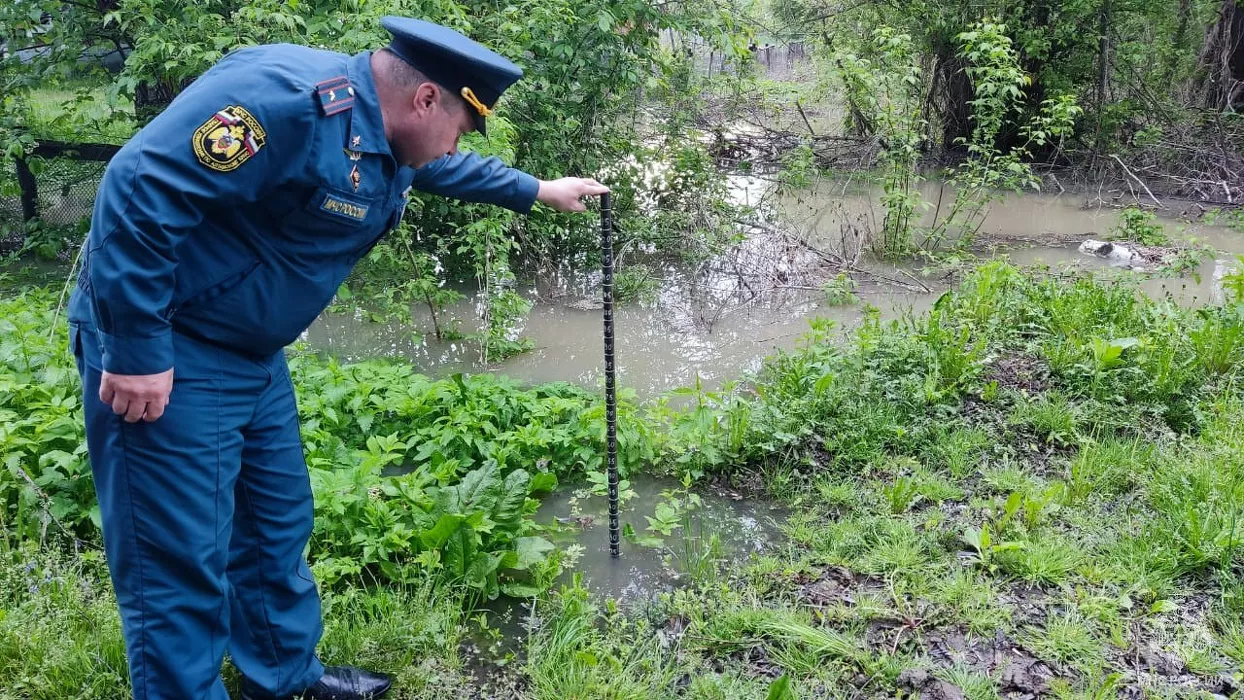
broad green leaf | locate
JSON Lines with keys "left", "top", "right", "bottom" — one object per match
{"left": 444, "top": 528, "right": 472, "bottom": 576}
{"left": 492, "top": 469, "right": 531, "bottom": 531}
{"left": 767, "top": 675, "right": 796, "bottom": 700}
{"left": 465, "top": 551, "right": 501, "bottom": 589}
{"left": 962, "top": 526, "right": 985, "bottom": 552}
{"left": 456, "top": 462, "right": 502, "bottom": 513}
{"left": 529, "top": 472, "right": 558, "bottom": 494}
{"left": 511, "top": 536, "right": 554, "bottom": 570}
{"left": 498, "top": 550, "right": 519, "bottom": 570}
{"left": 419, "top": 513, "right": 466, "bottom": 550}
{"left": 500, "top": 582, "right": 543, "bottom": 598}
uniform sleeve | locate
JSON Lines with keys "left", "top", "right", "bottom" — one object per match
{"left": 84, "top": 52, "right": 315, "bottom": 376}
{"left": 409, "top": 151, "right": 540, "bottom": 214}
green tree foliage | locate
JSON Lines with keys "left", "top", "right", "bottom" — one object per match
{"left": 766, "top": 0, "right": 1218, "bottom": 155}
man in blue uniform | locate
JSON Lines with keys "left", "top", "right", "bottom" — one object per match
{"left": 67, "top": 16, "right": 607, "bottom": 700}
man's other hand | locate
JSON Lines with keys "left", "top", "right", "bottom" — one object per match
{"left": 100, "top": 369, "right": 174, "bottom": 423}
{"left": 536, "top": 177, "right": 610, "bottom": 212}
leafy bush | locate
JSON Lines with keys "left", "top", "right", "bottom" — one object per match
{"left": 820, "top": 273, "right": 859, "bottom": 306}
{"left": 0, "top": 288, "right": 94, "bottom": 541}
{"left": 0, "top": 288, "right": 656, "bottom": 597}
{"left": 1, "top": 0, "right": 750, "bottom": 362}
{"left": 1109, "top": 207, "right": 1168, "bottom": 246}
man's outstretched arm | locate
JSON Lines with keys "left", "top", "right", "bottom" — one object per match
{"left": 409, "top": 151, "right": 608, "bottom": 213}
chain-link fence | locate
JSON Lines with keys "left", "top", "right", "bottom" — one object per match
{"left": 1, "top": 141, "right": 118, "bottom": 254}
{"left": 0, "top": 142, "right": 117, "bottom": 257}
{"left": 664, "top": 33, "right": 817, "bottom": 82}
{"left": 1, "top": 156, "right": 106, "bottom": 226}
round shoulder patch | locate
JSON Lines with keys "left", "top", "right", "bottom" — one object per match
{"left": 192, "top": 106, "right": 267, "bottom": 172}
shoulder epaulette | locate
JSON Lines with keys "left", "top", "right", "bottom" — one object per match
{"left": 315, "top": 75, "right": 355, "bottom": 116}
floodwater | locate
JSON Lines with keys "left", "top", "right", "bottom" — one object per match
{"left": 304, "top": 176, "right": 1244, "bottom": 397}
{"left": 462, "top": 474, "right": 785, "bottom": 667}
{"left": 533, "top": 475, "right": 784, "bottom": 600}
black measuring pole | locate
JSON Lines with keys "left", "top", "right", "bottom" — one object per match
{"left": 600, "top": 192, "right": 620, "bottom": 558}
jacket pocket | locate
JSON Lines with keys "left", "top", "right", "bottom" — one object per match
{"left": 168, "top": 259, "right": 262, "bottom": 320}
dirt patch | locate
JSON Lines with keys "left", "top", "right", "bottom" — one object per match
{"left": 898, "top": 670, "right": 974, "bottom": 699}
{"left": 792, "top": 565, "right": 888, "bottom": 609}
{"left": 722, "top": 643, "right": 785, "bottom": 680}
{"left": 707, "top": 468, "right": 769, "bottom": 501}
{"left": 459, "top": 671, "right": 527, "bottom": 700}
{"left": 982, "top": 354, "right": 1052, "bottom": 396}
{"left": 921, "top": 627, "right": 1059, "bottom": 697}
{"left": 995, "top": 584, "right": 1054, "bottom": 623}
{"left": 457, "top": 639, "right": 528, "bottom": 700}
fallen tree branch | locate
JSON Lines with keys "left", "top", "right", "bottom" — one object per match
{"left": 1111, "top": 154, "right": 1163, "bottom": 207}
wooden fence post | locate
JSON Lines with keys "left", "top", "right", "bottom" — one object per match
{"left": 15, "top": 157, "right": 37, "bottom": 221}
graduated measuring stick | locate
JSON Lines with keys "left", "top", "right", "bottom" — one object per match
{"left": 600, "top": 192, "right": 620, "bottom": 557}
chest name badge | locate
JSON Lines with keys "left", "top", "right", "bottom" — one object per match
{"left": 193, "top": 105, "right": 266, "bottom": 172}
{"left": 319, "top": 193, "right": 369, "bottom": 222}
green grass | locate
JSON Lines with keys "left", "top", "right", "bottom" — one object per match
{"left": 925, "top": 425, "right": 991, "bottom": 478}
{"left": 979, "top": 459, "right": 1044, "bottom": 496}
{"left": 0, "top": 544, "right": 472, "bottom": 699}
{"left": 24, "top": 80, "right": 136, "bottom": 144}
{"left": 1064, "top": 437, "right": 1149, "bottom": 504}
{"left": 994, "top": 534, "right": 1085, "bottom": 585}
{"left": 1216, "top": 615, "right": 1244, "bottom": 667}
{"left": 1024, "top": 612, "right": 1103, "bottom": 675}
{"left": 0, "top": 549, "right": 129, "bottom": 699}
{"left": 1010, "top": 392, "right": 1079, "bottom": 445}
{"left": 929, "top": 569, "right": 1010, "bottom": 634}
{"left": 524, "top": 588, "right": 678, "bottom": 699}
{"left": 937, "top": 664, "right": 1001, "bottom": 700}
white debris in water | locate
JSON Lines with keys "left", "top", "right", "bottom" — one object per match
{"left": 1078, "top": 239, "right": 1147, "bottom": 271}
{"left": 1213, "top": 258, "right": 1240, "bottom": 305}
{"left": 565, "top": 298, "right": 604, "bottom": 311}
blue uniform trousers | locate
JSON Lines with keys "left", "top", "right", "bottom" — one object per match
{"left": 71, "top": 320, "right": 325, "bottom": 699}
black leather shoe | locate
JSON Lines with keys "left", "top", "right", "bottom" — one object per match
{"left": 301, "top": 666, "right": 392, "bottom": 699}
{"left": 240, "top": 666, "right": 393, "bottom": 699}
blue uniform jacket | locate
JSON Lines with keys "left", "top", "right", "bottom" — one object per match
{"left": 68, "top": 44, "right": 540, "bottom": 376}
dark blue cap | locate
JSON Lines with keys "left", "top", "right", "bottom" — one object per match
{"left": 381, "top": 16, "right": 523, "bottom": 135}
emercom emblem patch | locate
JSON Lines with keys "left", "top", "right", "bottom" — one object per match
{"left": 193, "top": 106, "right": 267, "bottom": 172}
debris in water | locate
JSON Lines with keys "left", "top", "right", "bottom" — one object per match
{"left": 565, "top": 298, "right": 604, "bottom": 311}
{"left": 1078, "top": 239, "right": 1148, "bottom": 270}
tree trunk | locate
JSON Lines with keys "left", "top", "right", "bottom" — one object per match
{"left": 935, "top": 46, "right": 972, "bottom": 152}
{"left": 1011, "top": 0, "right": 1054, "bottom": 158}
{"left": 1097, "top": 1, "right": 1110, "bottom": 111}
{"left": 1195, "top": 0, "right": 1244, "bottom": 111}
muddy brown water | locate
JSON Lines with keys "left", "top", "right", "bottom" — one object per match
{"left": 304, "top": 178, "right": 1244, "bottom": 398}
